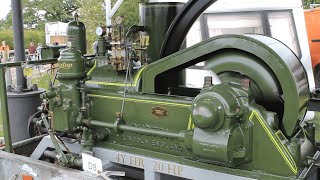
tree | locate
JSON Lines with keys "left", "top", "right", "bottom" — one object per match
{"left": 303, "top": 0, "right": 320, "bottom": 9}
{"left": 111, "top": 0, "right": 141, "bottom": 29}
{"left": 0, "top": 12, "right": 13, "bottom": 30}
{"left": 0, "top": 0, "right": 81, "bottom": 29}
{"left": 0, "top": 30, "right": 45, "bottom": 49}
{"left": 77, "top": 0, "right": 141, "bottom": 53}
{"left": 0, "top": 0, "right": 141, "bottom": 52}
{"left": 39, "top": 0, "right": 80, "bottom": 22}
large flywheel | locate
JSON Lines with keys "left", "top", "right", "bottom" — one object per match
{"left": 203, "top": 34, "right": 309, "bottom": 137}
{"left": 143, "top": 34, "right": 309, "bottom": 137}
{"left": 156, "top": 0, "right": 309, "bottom": 138}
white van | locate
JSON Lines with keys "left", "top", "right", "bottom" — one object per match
{"left": 186, "top": 0, "right": 315, "bottom": 92}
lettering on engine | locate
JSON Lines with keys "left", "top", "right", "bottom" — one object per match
{"left": 122, "top": 135, "right": 184, "bottom": 151}
{"left": 59, "top": 63, "right": 73, "bottom": 69}
{"left": 116, "top": 153, "right": 184, "bottom": 176}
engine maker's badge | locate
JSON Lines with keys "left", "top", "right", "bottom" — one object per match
{"left": 152, "top": 107, "right": 168, "bottom": 117}
{"left": 59, "top": 62, "right": 73, "bottom": 69}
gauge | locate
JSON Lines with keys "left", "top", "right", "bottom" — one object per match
{"left": 115, "top": 16, "right": 123, "bottom": 25}
{"left": 96, "top": 26, "right": 106, "bottom": 36}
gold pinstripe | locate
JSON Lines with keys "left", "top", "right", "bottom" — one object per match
{"left": 86, "top": 66, "right": 147, "bottom": 87}
{"left": 88, "top": 94, "right": 191, "bottom": 108}
{"left": 249, "top": 110, "right": 298, "bottom": 174}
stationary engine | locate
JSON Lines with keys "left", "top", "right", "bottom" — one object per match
{"left": 33, "top": 1, "right": 319, "bottom": 179}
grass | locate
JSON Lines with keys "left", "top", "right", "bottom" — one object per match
{"left": 0, "top": 111, "right": 2, "bottom": 137}
{"left": 0, "top": 72, "right": 53, "bottom": 138}
{"left": 314, "top": 113, "right": 320, "bottom": 141}
{"left": 31, "top": 73, "right": 53, "bottom": 91}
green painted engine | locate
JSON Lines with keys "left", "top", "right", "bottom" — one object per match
{"left": 36, "top": 1, "right": 318, "bottom": 180}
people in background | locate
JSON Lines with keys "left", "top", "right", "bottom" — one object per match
{"left": 28, "top": 41, "right": 36, "bottom": 61}
{"left": 0, "top": 40, "right": 10, "bottom": 62}
{"left": 36, "top": 43, "right": 42, "bottom": 60}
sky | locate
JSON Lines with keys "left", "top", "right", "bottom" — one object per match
{"left": 0, "top": 0, "right": 11, "bottom": 20}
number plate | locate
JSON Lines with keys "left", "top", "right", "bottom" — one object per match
{"left": 82, "top": 153, "right": 103, "bottom": 174}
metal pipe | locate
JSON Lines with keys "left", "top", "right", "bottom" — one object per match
{"left": 43, "top": 150, "right": 83, "bottom": 167}
{"left": 44, "top": 150, "right": 82, "bottom": 167}
{"left": 84, "top": 119, "right": 185, "bottom": 140}
{"left": 85, "top": 120, "right": 115, "bottom": 129}
{"left": 109, "top": 0, "right": 124, "bottom": 18}
{"left": 106, "top": 0, "right": 112, "bottom": 26}
{"left": 0, "top": 68, "right": 13, "bottom": 153}
{"left": 11, "top": 0, "right": 27, "bottom": 89}
{"left": 43, "top": 150, "right": 58, "bottom": 159}
{"left": 0, "top": 135, "right": 46, "bottom": 151}
{"left": 105, "top": 0, "right": 124, "bottom": 27}
{"left": 0, "top": 59, "right": 57, "bottom": 68}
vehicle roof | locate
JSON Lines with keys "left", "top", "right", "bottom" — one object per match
{"left": 204, "top": 0, "right": 303, "bottom": 13}
{"left": 304, "top": 7, "right": 320, "bottom": 14}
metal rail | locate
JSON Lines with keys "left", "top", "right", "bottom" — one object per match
{"left": 0, "top": 59, "right": 57, "bottom": 68}
{"left": 0, "top": 68, "right": 12, "bottom": 153}
{"left": 0, "top": 59, "right": 57, "bottom": 152}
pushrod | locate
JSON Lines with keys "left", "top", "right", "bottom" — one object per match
{"left": 83, "top": 119, "right": 185, "bottom": 140}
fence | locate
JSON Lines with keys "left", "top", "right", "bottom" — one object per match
{"left": 1, "top": 50, "right": 54, "bottom": 90}
{"left": 0, "top": 58, "right": 58, "bottom": 152}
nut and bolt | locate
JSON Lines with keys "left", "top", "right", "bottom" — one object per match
{"left": 242, "top": 78, "right": 251, "bottom": 89}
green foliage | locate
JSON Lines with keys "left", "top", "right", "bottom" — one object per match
{"left": 0, "top": 31, "right": 14, "bottom": 49}
{"left": 0, "top": 12, "right": 13, "bottom": 30}
{"left": 0, "top": 0, "right": 141, "bottom": 53}
{"left": 24, "top": 30, "right": 46, "bottom": 46}
{"left": 314, "top": 113, "right": 320, "bottom": 141}
{"left": 77, "top": 0, "right": 105, "bottom": 53}
{"left": 32, "top": 73, "right": 52, "bottom": 91}
{"left": 112, "top": 0, "right": 141, "bottom": 29}
{"left": 303, "top": 0, "right": 320, "bottom": 9}
{"left": 0, "top": 0, "right": 81, "bottom": 30}
{"left": 0, "top": 30, "right": 45, "bottom": 49}
{"left": 77, "top": 0, "right": 141, "bottom": 53}
{"left": 23, "top": 0, "right": 81, "bottom": 28}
